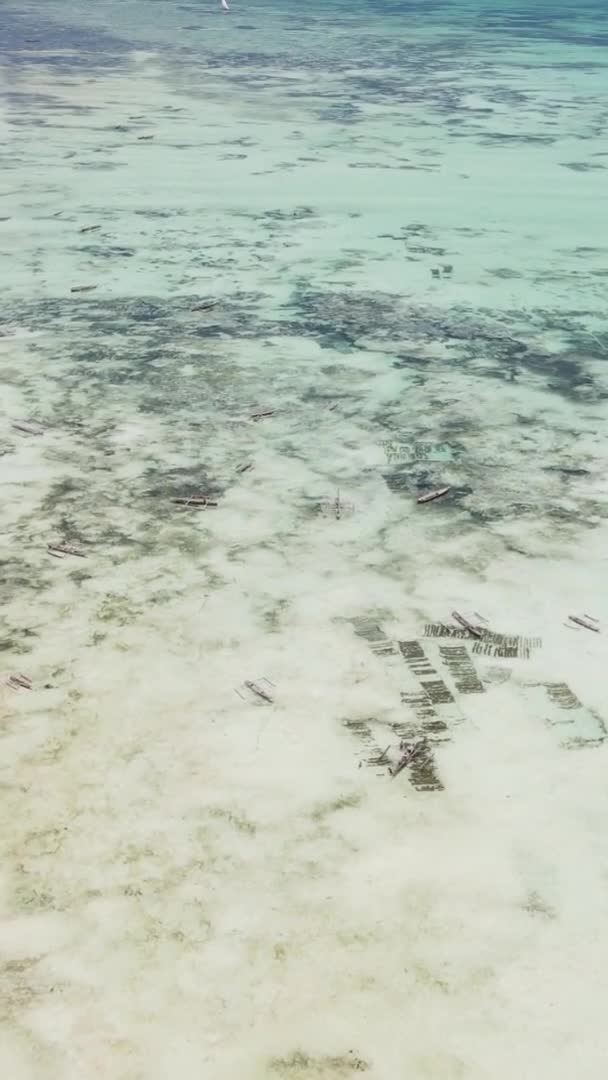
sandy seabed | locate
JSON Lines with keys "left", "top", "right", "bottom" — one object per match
{"left": 2, "top": 2, "right": 608, "bottom": 1076}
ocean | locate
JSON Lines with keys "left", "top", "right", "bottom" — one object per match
{"left": 1, "top": 2, "right": 608, "bottom": 1076}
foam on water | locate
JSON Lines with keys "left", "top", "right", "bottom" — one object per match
{"left": 1, "top": 2, "right": 608, "bottom": 1077}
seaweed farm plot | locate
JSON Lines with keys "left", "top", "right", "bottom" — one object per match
{"left": 398, "top": 639, "right": 457, "bottom": 704}
{"left": 528, "top": 682, "right": 606, "bottom": 749}
{"left": 343, "top": 618, "right": 472, "bottom": 790}
{"left": 419, "top": 621, "right": 606, "bottom": 750}
{"left": 341, "top": 710, "right": 444, "bottom": 792}
{"left": 437, "top": 645, "right": 485, "bottom": 696}
{"left": 396, "top": 632, "right": 487, "bottom": 711}
{"left": 346, "top": 614, "right": 398, "bottom": 657}
{"left": 424, "top": 622, "right": 543, "bottom": 661}
{"left": 342, "top": 611, "right": 604, "bottom": 790}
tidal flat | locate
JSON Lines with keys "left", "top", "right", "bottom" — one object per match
{"left": 1, "top": 2, "right": 608, "bottom": 1077}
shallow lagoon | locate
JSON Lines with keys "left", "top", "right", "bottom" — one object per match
{"left": 1, "top": 2, "right": 608, "bottom": 1077}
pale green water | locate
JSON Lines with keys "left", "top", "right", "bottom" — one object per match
{"left": 1, "top": 3, "right": 608, "bottom": 1077}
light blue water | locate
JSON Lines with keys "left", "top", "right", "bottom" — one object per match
{"left": 1, "top": 4, "right": 608, "bottom": 1078}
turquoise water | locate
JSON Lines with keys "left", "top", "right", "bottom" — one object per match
{"left": 2, "top": 3, "right": 608, "bottom": 1077}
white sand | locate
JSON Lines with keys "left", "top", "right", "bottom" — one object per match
{"left": 2, "top": 4, "right": 608, "bottom": 1076}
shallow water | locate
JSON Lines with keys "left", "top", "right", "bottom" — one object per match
{"left": 1, "top": 2, "right": 608, "bottom": 1077}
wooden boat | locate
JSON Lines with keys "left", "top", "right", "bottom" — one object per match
{"left": 417, "top": 486, "right": 450, "bottom": 504}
